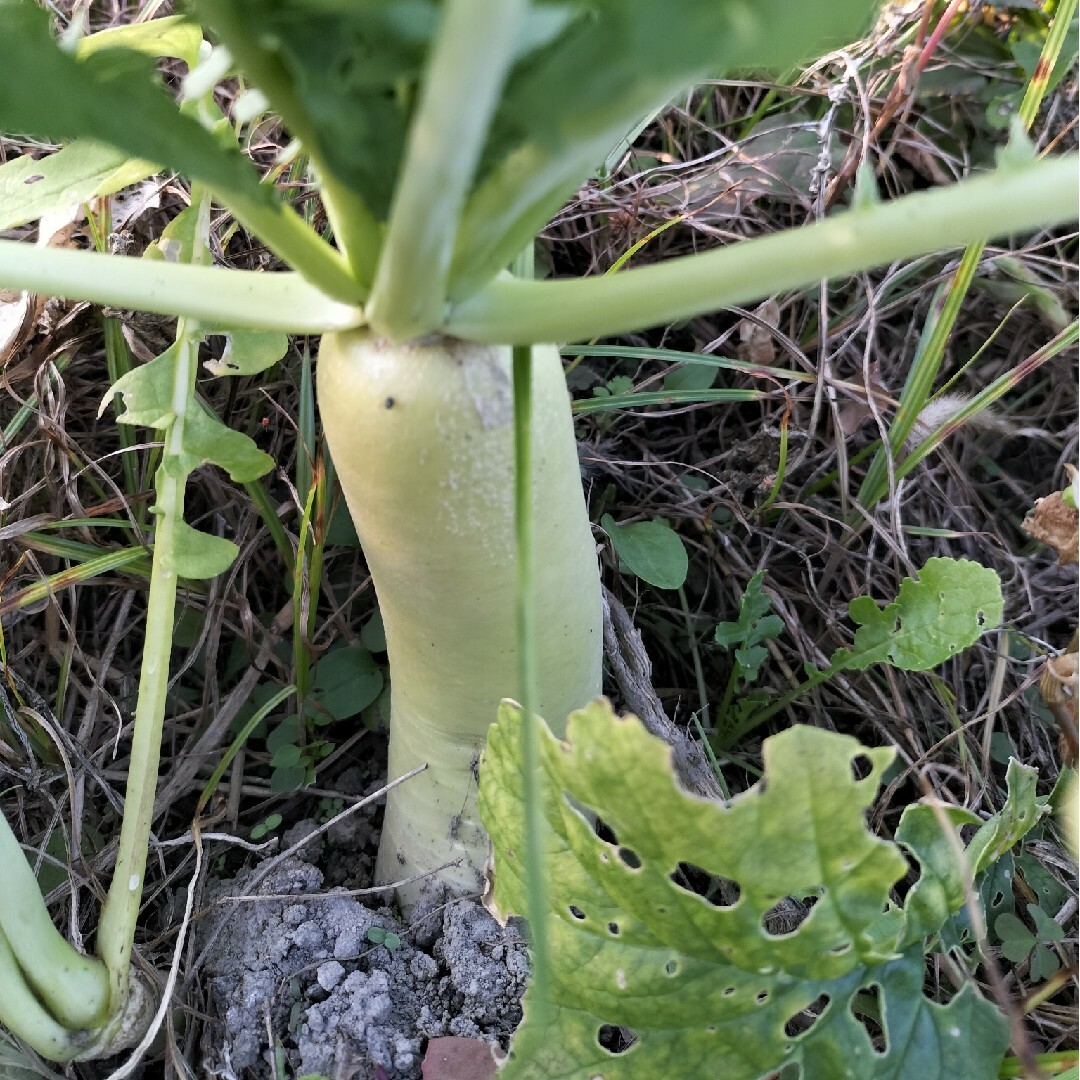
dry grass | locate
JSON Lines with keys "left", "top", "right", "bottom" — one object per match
{"left": 0, "top": 2, "right": 1077, "bottom": 1074}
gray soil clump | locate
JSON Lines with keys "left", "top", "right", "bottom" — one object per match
{"left": 199, "top": 838, "right": 528, "bottom": 1080}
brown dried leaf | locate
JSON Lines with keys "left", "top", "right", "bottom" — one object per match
{"left": 421, "top": 1036, "right": 501, "bottom": 1080}
{"left": 736, "top": 298, "right": 781, "bottom": 366}
{"left": 836, "top": 361, "right": 892, "bottom": 437}
{"left": 1023, "top": 492, "right": 1079, "bottom": 565}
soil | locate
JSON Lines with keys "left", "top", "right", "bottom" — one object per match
{"left": 199, "top": 822, "right": 527, "bottom": 1080}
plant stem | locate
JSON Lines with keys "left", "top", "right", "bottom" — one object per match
{"left": 213, "top": 190, "right": 362, "bottom": 305}
{"left": 715, "top": 665, "right": 835, "bottom": 750}
{"left": 366, "top": 0, "right": 526, "bottom": 340}
{"left": 94, "top": 193, "right": 212, "bottom": 1009}
{"left": 446, "top": 154, "right": 1079, "bottom": 344}
{"left": 0, "top": 239, "right": 363, "bottom": 333}
{"left": 193, "top": 0, "right": 383, "bottom": 289}
{"left": 512, "top": 343, "right": 551, "bottom": 1035}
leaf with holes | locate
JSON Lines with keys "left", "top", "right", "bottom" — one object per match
{"left": 831, "top": 557, "right": 1003, "bottom": 673}
{"left": 480, "top": 701, "right": 1010, "bottom": 1079}
{"left": 894, "top": 754, "right": 1044, "bottom": 949}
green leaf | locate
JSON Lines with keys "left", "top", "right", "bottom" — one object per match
{"left": 480, "top": 702, "right": 1009, "bottom": 1079}
{"left": 0, "top": 0, "right": 274, "bottom": 214}
{"left": 168, "top": 520, "right": 237, "bottom": 578}
{"left": 1028, "top": 903, "right": 1065, "bottom": 944}
{"left": 193, "top": 0, "right": 430, "bottom": 220}
{"left": 108, "top": 339, "right": 274, "bottom": 483}
{"left": 967, "top": 758, "right": 1048, "bottom": 875}
{"left": 832, "top": 557, "right": 1003, "bottom": 672}
{"left": 107, "top": 345, "right": 177, "bottom": 428}
{"left": 267, "top": 714, "right": 304, "bottom": 755}
{"left": 451, "top": 0, "right": 882, "bottom": 295}
{"left": 714, "top": 571, "right": 784, "bottom": 686}
{"left": 203, "top": 330, "right": 290, "bottom": 377}
{"left": 309, "top": 644, "right": 383, "bottom": 721}
{"left": 663, "top": 363, "right": 717, "bottom": 394}
{"left": 74, "top": 13, "right": 203, "bottom": 66}
{"left": 994, "top": 913, "right": 1034, "bottom": 962}
{"left": 360, "top": 609, "right": 386, "bottom": 653}
{"left": 601, "top": 514, "right": 688, "bottom": 590}
{"left": 0, "top": 140, "right": 155, "bottom": 232}
{"left": 895, "top": 804, "right": 981, "bottom": 945}
{"left": 897, "top": 757, "right": 1047, "bottom": 948}
{"left": 182, "top": 406, "right": 275, "bottom": 484}
{"left": 270, "top": 763, "right": 307, "bottom": 793}
{"left": 271, "top": 743, "right": 303, "bottom": 769}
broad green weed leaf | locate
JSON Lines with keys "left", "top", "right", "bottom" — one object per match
{"left": 481, "top": 702, "right": 1010, "bottom": 1079}
{"left": 144, "top": 203, "right": 201, "bottom": 263}
{"left": 107, "top": 326, "right": 274, "bottom": 484}
{"left": 169, "top": 519, "right": 237, "bottom": 579}
{"left": 203, "top": 330, "right": 289, "bottom": 377}
{"left": 601, "top": 514, "right": 688, "bottom": 590}
{"left": 0, "top": 141, "right": 154, "bottom": 232}
{"left": 309, "top": 645, "right": 383, "bottom": 721}
{"left": 663, "top": 363, "right": 717, "bottom": 394}
{"left": 833, "top": 557, "right": 1003, "bottom": 672}
{"left": 0, "top": 0, "right": 275, "bottom": 214}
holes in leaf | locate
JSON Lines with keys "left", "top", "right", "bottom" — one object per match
{"left": 594, "top": 816, "right": 619, "bottom": 846}
{"left": 784, "top": 993, "right": 831, "bottom": 1038}
{"left": 976, "top": 608, "right": 987, "bottom": 626}
{"left": 849, "top": 984, "right": 886, "bottom": 1054}
{"left": 597, "top": 1025, "right": 636, "bottom": 1055}
{"left": 755, "top": 989, "right": 770, "bottom": 1006}
{"left": 850, "top": 753, "right": 873, "bottom": 782}
{"left": 664, "top": 959, "right": 678, "bottom": 976}
{"left": 618, "top": 846, "right": 642, "bottom": 870}
{"left": 670, "top": 862, "right": 740, "bottom": 908}
{"left": 568, "top": 905, "right": 586, "bottom": 921}
{"left": 607, "top": 922, "right": 620, "bottom": 936}
{"left": 829, "top": 941, "right": 852, "bottom": 956}
{"left": 761, "top": 892, "right": 818, "bottom": 936}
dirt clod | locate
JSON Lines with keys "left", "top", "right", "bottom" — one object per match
{"left": 201, "top": 857, "right": 527, "bottom": 1079}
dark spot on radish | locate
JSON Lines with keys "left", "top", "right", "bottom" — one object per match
{"left": 384, "top": 396, "right": 395, "bottom": 409}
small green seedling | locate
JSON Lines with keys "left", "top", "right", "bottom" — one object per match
{"left": 995, "top": 905, "right": 1065, "bottom": 982}
{"left": 715, "top": 557, "right": 1004, "bottom": 747}
{"left": 713, "top": 570, "right": 785, "bottom": 727}
{"left": 250, "top": 814, "right": 283, "bottom": 841}
{"left": 365, "top": 927, "right": 401, "bottom": 952}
